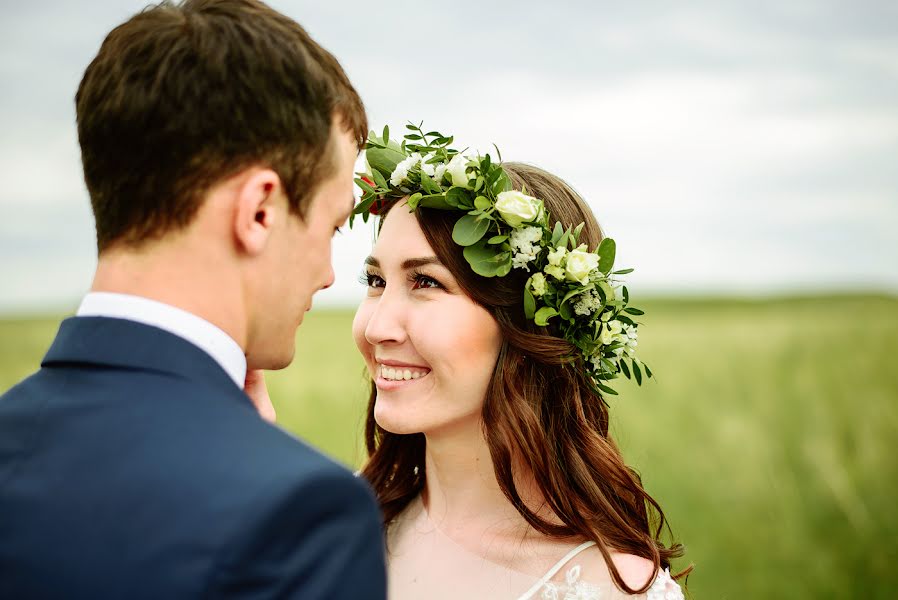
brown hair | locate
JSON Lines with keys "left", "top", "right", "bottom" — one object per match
{"left": 76, "top": 0, "right": 366, "bottom": 252}
{"left": 361, "top": 162, "right": 688, "bottom": 594}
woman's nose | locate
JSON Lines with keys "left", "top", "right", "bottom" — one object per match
{"left": 364, "top": 289, "right": 407, "bottom": 346}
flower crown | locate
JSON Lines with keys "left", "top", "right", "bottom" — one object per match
{"left": 351, "top": 123, "right": 652, "bottom": 397}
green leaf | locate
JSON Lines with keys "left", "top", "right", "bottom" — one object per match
{"left": 420, "top": 171, "right": 438, "bottom": 194}
{"left": 481, "top": 154, "right": 491, "bottom": 173}
{"left": 559, "top": 302, "right": 574, "bottom": 321}
{"left": 624, "top": 307, "right": 644, "bottom": 316}
{"left": 573, "top": 222, "right": 585, "bottom": 245}
{"left": 382, "top": 125, "right": 390, "bottom": 146}
{"left": 474, "top": 176, "right": 485, "bottom": 192}
{"left": 365, "top": 146, "right": 406, "bottom": 180}
{"left": 474, "top": 195, "right": 492, "bottom": 211}
{"left": 487, "top": 235, "right": 508, "bottom": 244}
{"left": 622, "top": 286, "right": 629, "bottom": 304}
{"left": 463, "top": 242, "right": 505, "bottom": 277}
{"left": 619, "top": 360, "right": 631, "bottom": 379}
{"left": 491, "top": 170, "right": 512, "bottom": 194}
{"left": 633, "top": 361, "right": 642, "bottom": 385}
{"left": 495, "top": 255, "right": 512, "bottom": 277}
{"left": 355, "top": 178, "right": 376, "bottom": 194}
{"left": 406, "top": 192, "right": 423, "bottom": 210}
{"left": 596, "top": 381, "right": 619, "bottom": 396}
{"left": 446, "top": 186, "right": 472, "bottom": 209}
{"left": 551, "top": 222, "right": 564, "bottom": 246}
{"left": 523, "top": 286, "right": 536, "bottom": 319}
{"left": 613, "top": 268, "right": 634, "bottom": 275}
{"left": 453, "top": 215, "right": 491, "bottom": 246}
{"left": 371, "top": 168, "right": 388, "bottom": 190}
{"left": 534, "top": 307, "right": 558, "bottom": 326}
{"left": 644, "top": 363, "right": 653, "bottom": 379}
{"left": 598, "top": 238, "right": 616, "bottom": 274}
{"left": 418, "top": 194, "right": 454, "bottom": 210}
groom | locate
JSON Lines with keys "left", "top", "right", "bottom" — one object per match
{"left": 0, "top": 1, "right": 385, "bottom": 598}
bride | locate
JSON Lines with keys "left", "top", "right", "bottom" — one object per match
{"left": 350, "top": 126, "right": 689, "bottom": 599}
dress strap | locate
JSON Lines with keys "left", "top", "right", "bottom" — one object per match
{"left": 515, "top": 540, "right": 597, "bottom": 600}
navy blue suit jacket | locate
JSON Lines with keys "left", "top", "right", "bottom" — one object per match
{"left": 0, "top": 316, "right": 386, "bottom": 599}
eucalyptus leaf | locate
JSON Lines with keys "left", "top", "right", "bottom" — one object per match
{"left": 487, "top": 235, "right": 508, "bottom": 244}
{"left": 463, "top": 242, "right": 505, "bottom": 277}
{"left": 452, "top": 214, "right": 490, "bottom": 246}
{"left": 474, "top": 195, "right": 492, "bottom": 211}
{"left": 598, "top": 238, "right": 616, "bottom": 274}
{"left": 446, "top": 186, "right": 471, "bottom": 209}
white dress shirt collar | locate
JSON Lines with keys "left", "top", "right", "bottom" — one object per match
{"left": 76, "top": 292, "right": 247, "bottom": 389}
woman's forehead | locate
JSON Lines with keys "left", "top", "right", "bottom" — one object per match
{"left": 373, "top": 203, "right": 435, "bottom": 260}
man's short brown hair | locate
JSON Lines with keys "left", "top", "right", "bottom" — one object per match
{"left": 76, "top": 0, "right": 367, "bottom": 252}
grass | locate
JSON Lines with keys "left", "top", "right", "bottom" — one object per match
{"left": 2, "top": 294, "right": 896, "bottom": 598}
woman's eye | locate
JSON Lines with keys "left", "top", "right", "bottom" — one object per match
{"left": 412, "top": 274, "right": 442, "bottom": 290}
{"left": 359, "top": 272, "right": 385, "bottom": 288}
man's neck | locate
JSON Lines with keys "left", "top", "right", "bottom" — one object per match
{"left": 91, "top": 242, "right": 247, "bottom": 351}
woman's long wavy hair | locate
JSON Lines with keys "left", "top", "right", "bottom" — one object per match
{"left": 360, "top": 162, "right": 688, "bottom": 594}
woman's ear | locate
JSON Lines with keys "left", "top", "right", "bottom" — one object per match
{"left": 233, "top": 168, "right": 284, "bottom": 256}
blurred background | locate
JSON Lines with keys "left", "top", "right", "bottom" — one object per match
{"left": 1, "top": 0, "right": 896, "bottom": 597}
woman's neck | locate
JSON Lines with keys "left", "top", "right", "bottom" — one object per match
{"left": 421, "top": 417, "right": 547, "bottom": 537}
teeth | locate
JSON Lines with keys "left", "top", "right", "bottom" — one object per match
{"left": 379, "top": 365, "right": 428, "bottom": 381}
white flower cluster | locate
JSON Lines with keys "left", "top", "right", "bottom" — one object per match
{"left": 509, "top": 226, "right": 543, "bottom": 271}
{"left": 598, "top": 320, "right": 639, "bottom": 357}
{"left": 573, "top": 290, "right": 602, "bottom": 316}
{"left": 390, "top": 152, "right": 422, "bottom": 187}
{"left": 389, "top": 152, "right": 447, "bottom": 187}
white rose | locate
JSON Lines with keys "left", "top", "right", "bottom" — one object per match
{"left": 446, "top": 154, "right": 473, "bottom": 189}
{"left": 565, "top": 248, "right": 600, "bottom": 285}
{"left": 495, "top": 191, "right": 543, "bottom": 228}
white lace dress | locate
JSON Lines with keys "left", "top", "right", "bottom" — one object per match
{"left": 387, "top": 496, "right": 684, "bottom": 600}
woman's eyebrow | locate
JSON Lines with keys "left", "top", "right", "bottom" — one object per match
{"left": 363, "top": 256, "right": 443, "bottom": 270}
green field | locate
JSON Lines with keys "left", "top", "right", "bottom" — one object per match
{"left": 2, "top": 295, "right": 896, "bottom": 598}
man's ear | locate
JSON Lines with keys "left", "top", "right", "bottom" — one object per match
{"left": 233, "top": 168, "right": 284, "bottom": 256}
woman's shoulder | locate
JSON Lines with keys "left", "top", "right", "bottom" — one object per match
{"left": 565, "top": 547, "right": 684, "bottom": 598}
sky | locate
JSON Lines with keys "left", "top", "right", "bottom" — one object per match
{"left": 1, "top": 0, "right": 896, "bottom": 313}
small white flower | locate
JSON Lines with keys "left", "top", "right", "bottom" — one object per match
{"left": 573, "top": 290, "right": 601, "bottom": 316}
{"left": 389, "top": 152, "right": 422, "bottom": 187}
{"left": 432, "top": 163, "right": 447, "bottom": 184}
{"left": 509, "top": 226, "right": 543, "bottom": 271}
{"left": 547, "top": 246, "right": 567, "bottom": 267}
{"left": 420, "top": 158, "right": 436, "bottom": 178}
{"left": 495, "top": 191, "right": 543, "bottom": 227}
{"left": 544, "top": 264, "right": 565, "bottom": 280}
{"left": 529, "top": 272, "right": 548, "bottom": 297}
{"left": 446, "top": 153, "right": 473, "bottom": 189}
{"left": 565, "top": 247, "right": 600, "bottom": 286}
{"left": 600, "top": 311, "right": 612, "bottom": 322}
{"left": 600, "top": 320, "right": 623, "bottom": 346}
